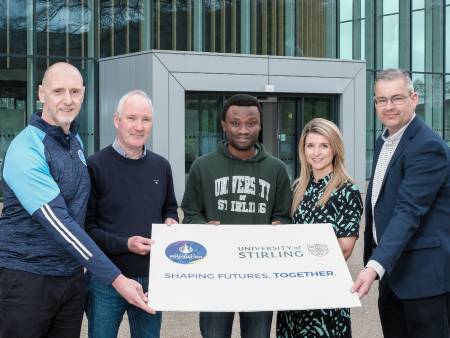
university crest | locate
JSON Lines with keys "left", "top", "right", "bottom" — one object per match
{"left": 307, "top": 244, "right": 329, "bottom": 257}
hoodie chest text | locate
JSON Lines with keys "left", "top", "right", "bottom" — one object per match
{"left": 214, "top": 176, "right": 271, "bottom": 214}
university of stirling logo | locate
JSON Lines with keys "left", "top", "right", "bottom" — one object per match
{"left": 307, "top": 244, "right": 329, "bottom": 257}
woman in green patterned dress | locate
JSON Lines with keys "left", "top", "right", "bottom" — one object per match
{"left": 277, "top": 118, "right": 363, "bottom": 338}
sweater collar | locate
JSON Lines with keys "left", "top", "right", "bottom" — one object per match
{"left": 112, "top": 139, "right": 147, "bottom": 159}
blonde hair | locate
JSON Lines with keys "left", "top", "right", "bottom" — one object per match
{"left": 291, "top": 118, "right": 352, "bottom": 216}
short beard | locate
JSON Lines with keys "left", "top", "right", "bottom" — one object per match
{"left": 47, "top": 109, "right": 79, "bottom": 127}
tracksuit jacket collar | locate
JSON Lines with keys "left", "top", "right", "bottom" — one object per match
{"left": 30, "top": 111, "right": 79, "bottom": 148}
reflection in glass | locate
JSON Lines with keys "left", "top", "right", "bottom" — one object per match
{"left": 382, "top": 14, "right": 399, "bottom": 68}
{"left": 412, "top": 10, "right": 424, "bottom": 72}
{"left": 154, "top": 0, "right": 191, "bottom": 51}
{"left": 383, "top": 0, "right": 398, "bottom": 14}
{"left": 0, "top": 1, "right": 27, "bottom": 55}
{"left": 340, "top": 21, "right": 352, "bottom": 59}
{"left": 35, "top": 0, "right": 92, "bottom": 57}
{"left": 99, "top": 0, "right": 143, "bottom": 57}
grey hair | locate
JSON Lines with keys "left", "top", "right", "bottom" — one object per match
{"left": 116, "top": 90, "right": 153, "bottom": 117}
{"left": 375, "top": 69, "right": 414, "bottom": 93}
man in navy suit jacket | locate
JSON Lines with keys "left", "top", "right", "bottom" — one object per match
{"left": 352, "top": 69, "right": 450, "bottom": 338}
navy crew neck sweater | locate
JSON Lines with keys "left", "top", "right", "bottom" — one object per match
{"left": 85, "top": 145, "right": 178, "bottom": 277}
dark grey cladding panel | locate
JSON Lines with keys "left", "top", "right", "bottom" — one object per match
{"left": 171, "top": 73, "right": 269, "bottom": 92}
{"left": 268, "top": 57, "right": 365, "bottom": 78}
{"left": 152, "top": 51, "right": 269, "bottom": 75}
{"left": 99, "top": 53, "right": 153, "bottom": 150}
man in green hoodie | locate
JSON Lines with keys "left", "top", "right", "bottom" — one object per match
{"left": 181, "top": 93, "right": 291, "bottom": 338}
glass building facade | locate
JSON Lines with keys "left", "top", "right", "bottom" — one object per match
{"left": 1, "top": 0, "right": 450, "bottom": 194}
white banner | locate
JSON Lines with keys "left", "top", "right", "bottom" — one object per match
{"left": 148, "top": 223, "right": 361, "bottom": 312}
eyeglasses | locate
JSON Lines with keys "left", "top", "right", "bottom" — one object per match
{"left": 373, "top": 94, "right": 411, "bottom": 107}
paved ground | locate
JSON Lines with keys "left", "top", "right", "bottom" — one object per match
{"left": 81, "top": 216, "right": 383, "bottom": 338}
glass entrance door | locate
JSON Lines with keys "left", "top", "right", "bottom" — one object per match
{"left": 264, "top": 96, "right": 337, "bottom": 179}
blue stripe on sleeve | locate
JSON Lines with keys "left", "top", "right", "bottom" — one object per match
{"left": 2, "top": 126, "right": 60, "bottom": 215}
{"left": 33, "top": 194, "right": 121, "bottom": 285}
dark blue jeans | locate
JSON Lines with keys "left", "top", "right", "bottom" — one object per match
{"left": 86, "top": 274, "right": 162, "bottom": 338}
{"left": 199, "top": 311, "right": 273, "bottom": 338}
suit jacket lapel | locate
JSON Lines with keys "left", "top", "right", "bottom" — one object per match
{"left": 378, "top": 116, "right": 422, "bottom": 194}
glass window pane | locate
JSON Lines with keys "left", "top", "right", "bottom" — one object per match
{"left": 339, "top": 21, "right": 352, "bottom": 59}
{"left": 295, "top": 0, "right": 334, "bottom": 58}
{"left": 447, "top": 6, "right": 450, "bottom": 73}
{"left": 361, "top": 19, "right": 365, "bottom": 60}
{"left": 113, "top": 0, "right": 127, "bottom": 56}
{"left": 340, "top": 0, "right": 352, "bottom": 22}
{"left": 413, "top": 73, "right": 425, "bottom": 119}
{"left": 99, "top": 0, "right": 144, "bottom": 57}
{"left": 185, "top": 93, "right": 222, "bottom": 174}
{"left": 99, "top": 0, "right": 112, "bottom": 57}
{"left": 36, "top": 0, "right": 92, "bottom": 58}
{"left": 382, "top": 14, "right": 399, "bottom": 68}
{"left": 0, "top": 56, "right": 27, "bottom": 198}
{"left": 412, "top": 0, "right": 425, "bottom": 10}
{"left": 302, "top": 97, "right": 334, "bottom": 124}
{"left": 383, "top": 0, "right": 398, "bottom": 14}
{"left": 129, "top": 0, "right": 144, "bottom": 53}
{"left": 365, "top": 71, "right": 376, "bottom": 179}
{"left": 204, "top": 0, "right": 236, "bottom": 54}
{"left": 0, "top": 1, "right": 27, "bottom": 55}
{"left": 445, "top": 76, "right": 450, "bottom": 146}
{"left": 412, "top": 10, "right": 425, "bottom": 72}
{"left": 174, "top": 0, "right": 190, "bottom": 51}
{"left": 413, "top": 73, "right": 444, "bottom": 136}
{"left": 278, "top": 99, "right": 297, "bottom": 180}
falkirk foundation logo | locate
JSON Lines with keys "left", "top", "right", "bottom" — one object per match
{"left": 165, "top": 241, "right": 207, "bottom": 264}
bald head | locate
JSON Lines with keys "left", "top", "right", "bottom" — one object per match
{"left": 38, "top": 62, "right": 85, "bottom": 134}
{"left": 42, "top": 62, "right": 84, "bottom": 87}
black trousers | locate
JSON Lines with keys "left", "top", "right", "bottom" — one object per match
{"left": 378, "top": 278, "right": 450, "bottom": 338}
{"left": 0, "top": 268, "right": 87, "bottom": 338}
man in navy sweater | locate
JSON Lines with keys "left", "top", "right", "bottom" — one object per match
{"left": 0, "top": 63, "right": 154, "bottom": 338}
{"left": 85, "top": 90, "right": 179, "bottom": 338}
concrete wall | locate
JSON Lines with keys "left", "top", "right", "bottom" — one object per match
{"left": 99, "top": 51, "right": 366, "bottom": 203}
